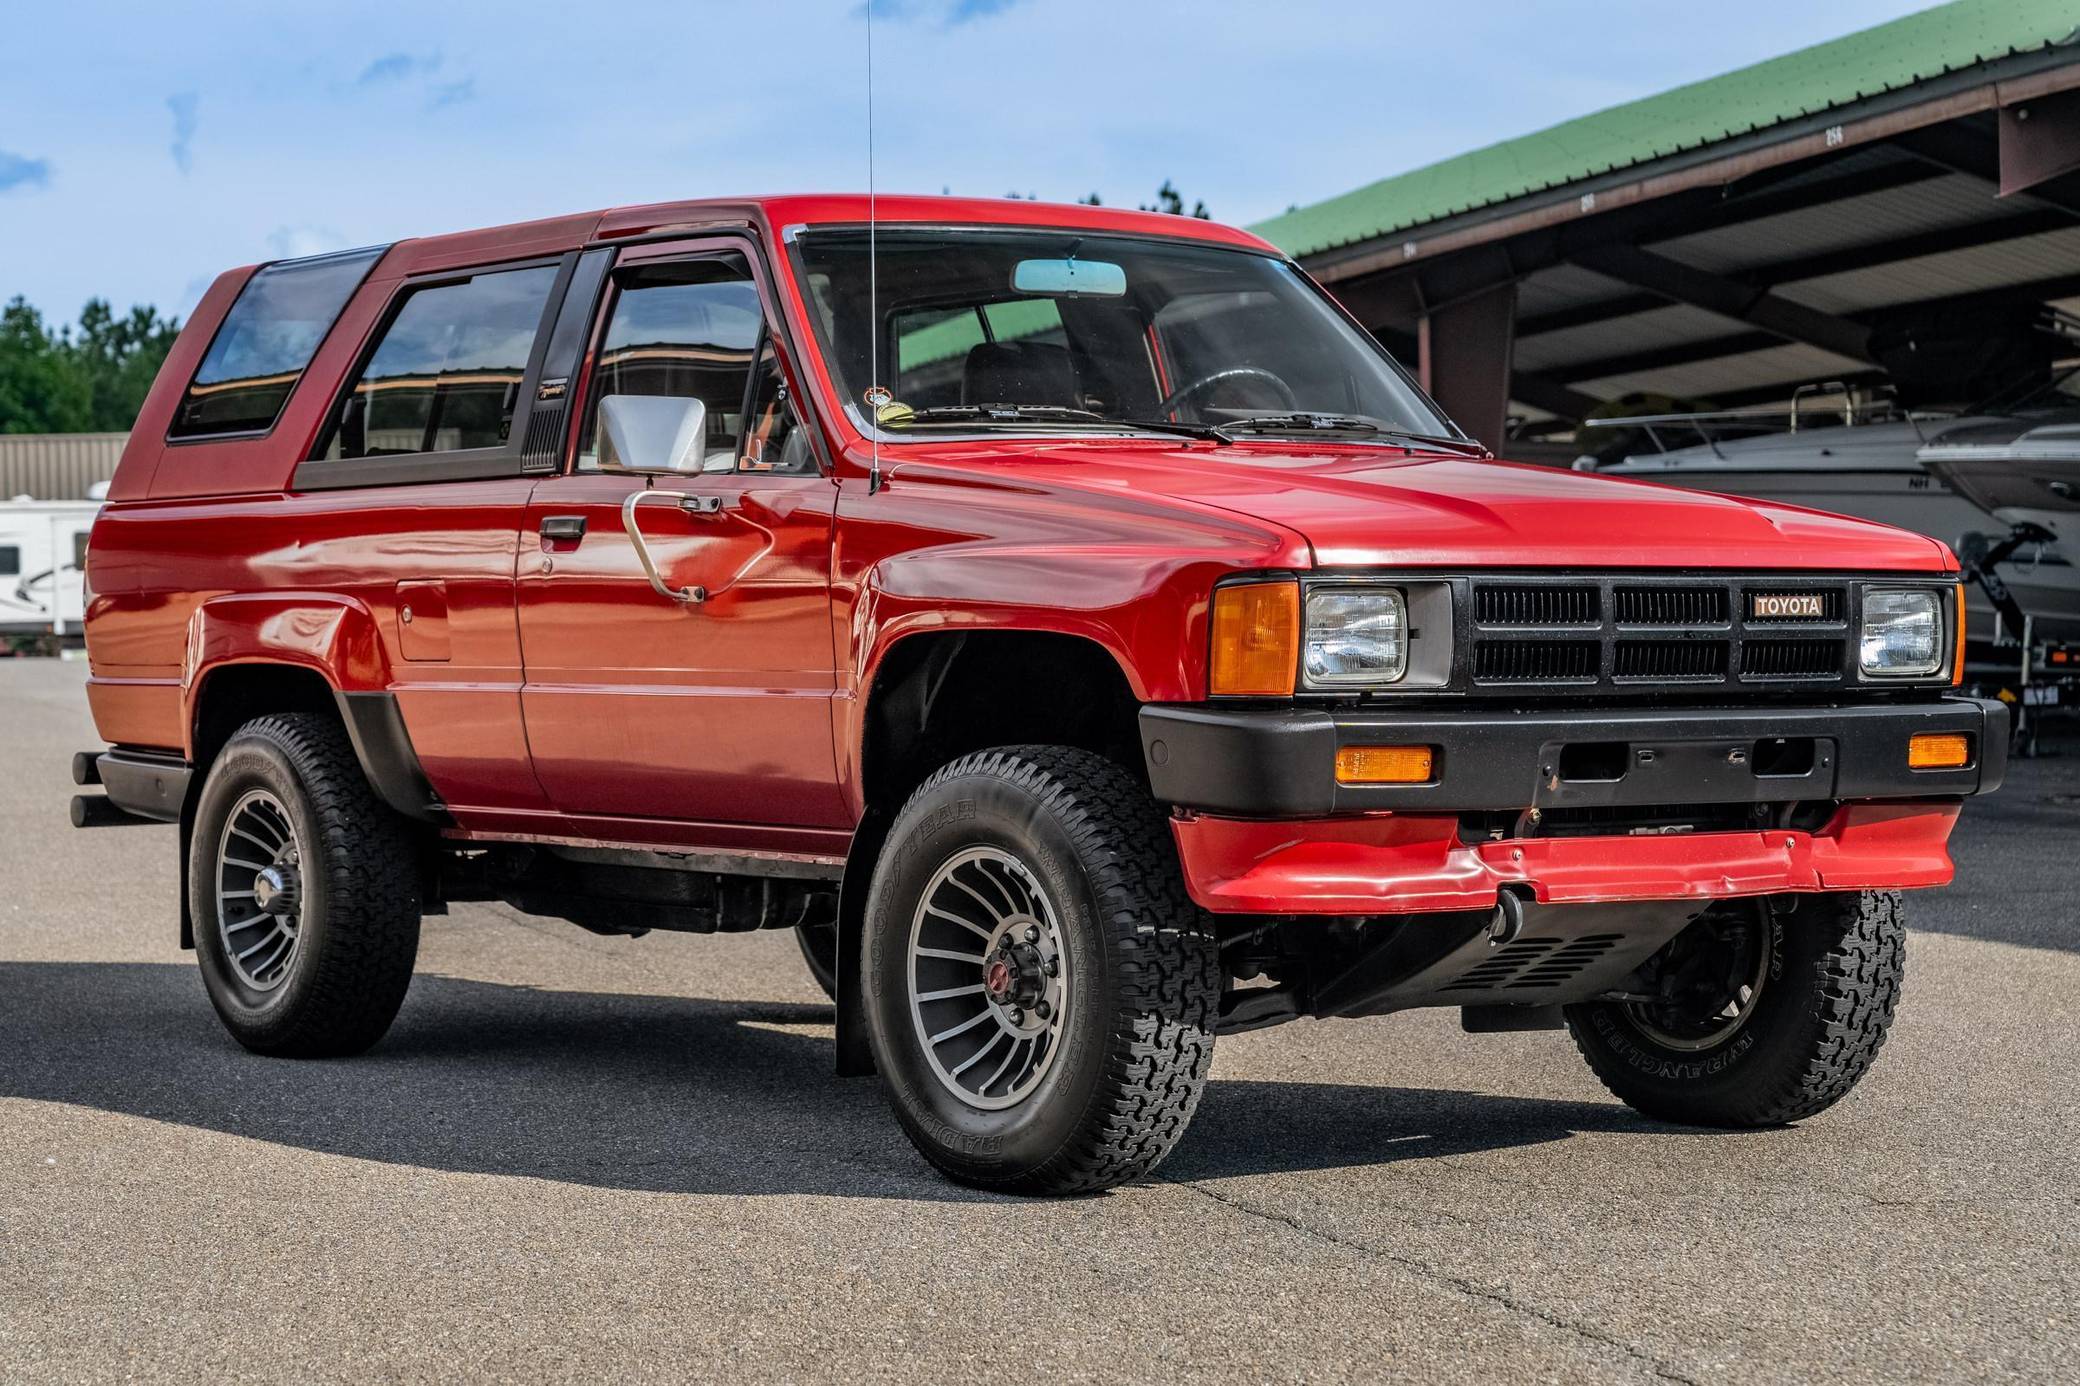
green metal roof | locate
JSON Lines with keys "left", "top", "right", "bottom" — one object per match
{"left": 1250, "top": 0, "right": 2080, "bottom": 260}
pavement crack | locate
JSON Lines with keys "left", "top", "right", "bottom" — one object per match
{"left": 1163, "top": 1176, "right": 1702, "bottom": 1386}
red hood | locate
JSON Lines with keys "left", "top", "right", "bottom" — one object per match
{"left": 900, "top": 441, "right": 1955, "bottom": 572}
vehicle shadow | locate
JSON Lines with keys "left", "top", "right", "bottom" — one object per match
{"left": 0, "top": 961, "right": 1663, "bottom": 1202}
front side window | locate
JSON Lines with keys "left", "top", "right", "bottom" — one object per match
{"left": 169, "top": 247, "right": 384, "bottom": 440}
{"left": 578, "top": 255, "right": 765, "bottom": 472}
{"left": 325, "top": 264, "right": 558, "bottom": 460}
{"left": 0, "top": 545, "right": 18, "bottom": 577}
{"left": 740, "top": 341, "right": 815, "bottom": 475}
{"left": 793, "top": 229, "right": 1453, "bottom": 443}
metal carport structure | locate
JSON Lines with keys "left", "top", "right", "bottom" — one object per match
{"left": 1250, "top": 0, "right": 2080, "bottom": 455}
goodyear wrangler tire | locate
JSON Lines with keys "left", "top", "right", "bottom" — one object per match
{"left": 863, "top": 746, "right": 1219, "bottom": 1195}
{"left": 190, "top": 712, "right": 423, "bottom": 1058}
{"left": 1565, "top": 891, "right": 1905, "bottom": 1127}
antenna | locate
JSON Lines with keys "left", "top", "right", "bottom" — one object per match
{"left": 865, "top": 0, "right": 883, "bottom": 496}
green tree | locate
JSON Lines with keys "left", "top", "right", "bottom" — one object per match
{"left": 0, "top": 299, "right": 90, "bottom": 434}
{"left": 1140, "top": 179, "right": 1209, "bottom": 220}
{"left": 0, "top": 296, "right": 180, "bottom": 434}
{"left": 71, "top": 299, "right": 180, "bottom": 431}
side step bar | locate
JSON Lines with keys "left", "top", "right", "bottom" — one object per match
{"left": 70, "top": 748, "right": 189, "bottom": 826}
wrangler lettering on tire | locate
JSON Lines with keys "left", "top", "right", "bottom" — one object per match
{"left": 1566, "top": 892, "right": 1906, "bottom": 1127}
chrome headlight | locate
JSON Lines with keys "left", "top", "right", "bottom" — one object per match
{"left": 1860, "top": 588, "right": 1941, "bottom": 678}
{"left": 1303, "top": 587, "right": 1406, "bottom": 686}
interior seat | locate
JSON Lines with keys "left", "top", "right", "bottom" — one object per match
{"left": 961, "top": 340, "right": 1078, "bottom": 407}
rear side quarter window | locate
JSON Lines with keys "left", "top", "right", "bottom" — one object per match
{"left": 167, "top": 247, "right": 385, "bottom": 441}
{"left": 325, "top": 264, "right": 560, "bottom": 462}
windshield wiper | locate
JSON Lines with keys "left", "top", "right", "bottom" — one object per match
{"left": 1367, "top": 429, "right": 1489, "bottom": 455}
{"left": 882, "top": 404, "right": 1227, "bottom": 443}
{"left": 1211, "top": 412, "right": 1487, "bottom": 453}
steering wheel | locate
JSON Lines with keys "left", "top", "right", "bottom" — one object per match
{"left": 1154, "top": 366, "right": 1296, "bottom": 418}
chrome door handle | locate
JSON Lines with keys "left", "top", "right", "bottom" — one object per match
{"left": 621, "top": 489, "right": 719, "bottom": 603}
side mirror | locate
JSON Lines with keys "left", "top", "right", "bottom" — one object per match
{"left": 597, "top": 394, "right": 709, "bottom": 474}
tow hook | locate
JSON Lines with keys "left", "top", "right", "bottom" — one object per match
{"left": 1489, "top": 888, "right": 1530, "bottom": 946}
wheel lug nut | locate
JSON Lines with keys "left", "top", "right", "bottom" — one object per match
{"left": 1023, "top": 925, "right": 1040, "bottom": 943}
{"left": 1035, "top": 1000, "right": 1051, "bottom": 1019}
{"left": 1044, "top": 957, "right": 1059, "bottom": 977}
{"left": 1007, "top": 1006, "right": 1023, "bottom": 1024}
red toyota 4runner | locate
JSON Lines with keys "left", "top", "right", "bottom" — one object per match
{"left": 72, "top": 196, "right": 2006, "bottom": 1194}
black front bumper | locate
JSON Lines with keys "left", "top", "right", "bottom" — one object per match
{"left": 1140, "top": 697, "right": 2009, "bottom": 818}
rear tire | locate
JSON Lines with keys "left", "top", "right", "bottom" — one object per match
{"left": 190, "top": 712, "right": 422, "bottom": 1058}
{"left": 796, "top": 921, "right": 838, "bottom": 1000}
{"left": 1565, "top": 891, "right": 1904, "bottom": 1126}
{"left": 864, "top": 746, "right": 1219, "bottom": 1195}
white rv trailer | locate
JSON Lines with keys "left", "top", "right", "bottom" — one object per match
{"left": 0, "top": 494, "right": 103, "bottom": 641}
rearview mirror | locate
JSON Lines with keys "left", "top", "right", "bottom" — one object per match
{"left": 597, "top": 394, "right": 709, "bottom": 474}
{"left": 1012, "top": 258, "right": 1126, "bottom": 297}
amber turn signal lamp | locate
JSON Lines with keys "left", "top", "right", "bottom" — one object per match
{"left": 1907, "top": 732, "right": 1971, "bottom": 770}
{"left": 1335, "top": 745, "right": 1436, "bottom": 785}
{"left": 1952, "top": 584, "right": 1966, "bottom": 687}
{"left": 1210, "top": 582, "right": 1299, "bottom": 696}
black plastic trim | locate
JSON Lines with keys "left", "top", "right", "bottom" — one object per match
{"left": 1141, "top": 696, "right": 2008, "bottom": 817}
{"left": 95, "top": 749, "right": 191, "bottom": 823}
{"left": 335, "top": 692, "right": 449, "bottom": 824}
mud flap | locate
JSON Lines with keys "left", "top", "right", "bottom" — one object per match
{"left": 177, "top": 795, "right": 196, "bottom": 951}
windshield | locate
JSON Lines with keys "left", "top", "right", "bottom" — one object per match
{"left": 790, "top": 228, "right": 1456, "bottom": 442}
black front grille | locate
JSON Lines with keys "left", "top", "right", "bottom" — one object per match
{"left": 1472, "top": 640, "right": 1599, "bottom": 683}
{"left": 1741, "top": 639, "right": 1845, "bottom": 680}
{"left": 1475, "top": 584, "right": 1600, "bottom": 627}
{"left": 1614, "top": 586, "right": 1729, "bottom": 626}
{"left": 1614, "top": 639, "right": 1728, "bottom": 681}
{"left": 1463, "top": 576, "right": 1861, "bottom": 694}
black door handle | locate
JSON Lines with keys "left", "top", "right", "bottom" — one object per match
{"left": 539, "top": 515, "right": 587, "bottom": 541}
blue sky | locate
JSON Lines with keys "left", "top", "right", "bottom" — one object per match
{"left": 1, "top": 0, "right": 1934, "bottom": 325}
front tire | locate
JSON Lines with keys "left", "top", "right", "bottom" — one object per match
{"left": 190, "top": 712, "right": 423, "bottom": 1057}
{"left": 863, "top": 747, "right": 1219, "bottom": 1195}
{"left": 1565, "top": 891, "right": 1905, "bottom": 1127}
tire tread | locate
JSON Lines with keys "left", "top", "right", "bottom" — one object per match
{"left": 194, "top": 712, "right": 421, "bottom": 1057}
{"left": 888, "top": 746, "right": 1218, "bottom": 1195}
{"left": 1568, "top": 891, "right": 1904, "bottom": 1126}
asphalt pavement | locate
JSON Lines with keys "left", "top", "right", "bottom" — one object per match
{"left": 2, "top": 658, "right": 2075, "bottom": 1383}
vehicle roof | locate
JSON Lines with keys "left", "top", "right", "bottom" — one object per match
{"left": 367, "top": 194, "right": 1282, "bottom": 280}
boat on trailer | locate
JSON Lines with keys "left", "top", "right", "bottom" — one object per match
{"left": 1579, "top": 386, "right": 2080, "bottom": 641}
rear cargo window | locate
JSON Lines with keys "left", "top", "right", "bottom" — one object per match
{"left": 324, "top": 264, "right": 559, "bottom": 461}
{"left": 168, "top": 247, "right": 384, "bottom": 440}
